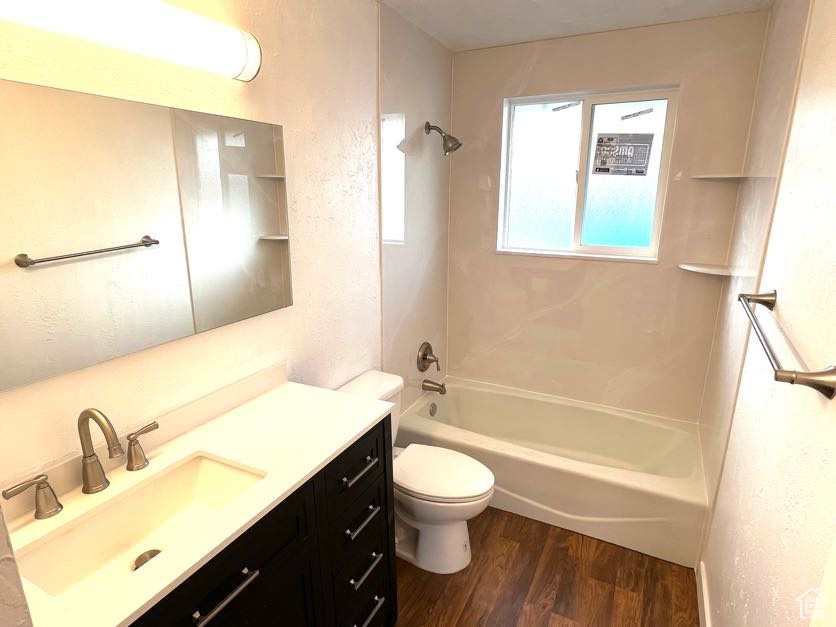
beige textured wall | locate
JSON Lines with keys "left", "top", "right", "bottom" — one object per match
{"left": 380, "top": 6, "right": 452, "bottom": 409}
{"left": 0, "top": 511, "right": 30, "bottom": 627}
{"left": 698, "top": 0, "right": 811, "bottom": 520}
{"left": 0, "top": 0, "right": 380, "bottom": 620}
{"left": 0, "top": 0, "right": 379, "bottom": 482}
{"left": 700, "top": 1, "right": 836, "bottom": 621}
{"left": 448, "top": 14, "right": 767, "bottom": 421}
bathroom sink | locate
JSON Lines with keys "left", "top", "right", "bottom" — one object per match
{"left": 16, "top": 453, "right": 265, "bottom": 597}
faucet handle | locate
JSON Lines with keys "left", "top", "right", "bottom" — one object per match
{"left": 2, "top": 474, "right": 63, "bottom": 520}
{"left": 128, "top": 421, "right": 159, "bottom": 441}
{"left": 126, "top": 421, "right": 159, "bottom": 471}
{"left": 417, "top": 341, "right": 441, "bottom": 372}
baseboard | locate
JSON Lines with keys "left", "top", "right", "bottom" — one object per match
{"left": 696, "top": 560, "right": 711, "bottom": 627}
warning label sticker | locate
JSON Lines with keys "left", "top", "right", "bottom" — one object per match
{"left": 592, "top": 133, "right": 653, "bottom": 175}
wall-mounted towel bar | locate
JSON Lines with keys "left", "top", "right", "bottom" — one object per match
{"left": 738, "top": 290, "right": 836, "bottom": 399}
{"left": 15, "top": 235, "right": 159, "bottom": 268}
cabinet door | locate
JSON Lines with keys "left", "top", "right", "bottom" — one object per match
{"left": 131, "top": 481, "right": 317, "bottom": 626}
{"left": 206, "top": 548, "right": 321, "bottom": 627}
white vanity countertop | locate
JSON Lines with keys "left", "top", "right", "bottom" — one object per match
{"left": 9, "top": 380, "right": 392, "bottom": 627}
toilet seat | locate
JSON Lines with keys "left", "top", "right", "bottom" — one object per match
{"left": 394, "top": 484, "right": 494, "bottom": 504}
{"left": 393, "top": 444, "right": 494, "bottom": 504}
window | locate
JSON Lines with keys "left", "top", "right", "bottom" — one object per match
{"left": 381, "top": 113, "right": 406, "bottom": 243}
{"left": 497, "top": 89, "right": 677, "bottom": 260}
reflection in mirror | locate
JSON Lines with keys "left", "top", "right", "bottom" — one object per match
{"left": 173, "top": 110, "right": 291, "bottom": 332}
{"left": 0, "top": 80, "right": 292, "bottom": 392}
{"left": 380, "top": 113, "right": 406, "bottom": 244}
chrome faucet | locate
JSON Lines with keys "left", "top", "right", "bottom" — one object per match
{"left": 78, "top": 408, "right": 125, "bottom": 494}
{"left": 422, "top": 379, "right": 447, "bottom": 395}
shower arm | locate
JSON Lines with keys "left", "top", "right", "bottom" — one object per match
{"left": 425, "top": 123, "right": 444, "bottom": 136}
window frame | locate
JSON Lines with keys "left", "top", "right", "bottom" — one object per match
{"left": 497, "top": 87, "right": 679, "bottom": 262}
{"left": 380, "top": 113, "right": 407, "bottom": 245}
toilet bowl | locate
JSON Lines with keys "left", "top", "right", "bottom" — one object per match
{"left": 338, "top": 371, "right": 494, "bottom": 574}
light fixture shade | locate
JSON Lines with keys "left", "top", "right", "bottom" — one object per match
{"left": 0, "top": 0, "right": 262, "bottom": 81}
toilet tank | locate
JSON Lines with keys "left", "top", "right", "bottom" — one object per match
{"left": 338, "top": 371, "right": 404, "bottom": 441}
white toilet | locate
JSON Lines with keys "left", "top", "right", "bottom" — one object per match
{"left": 339, "top": 370, "right": 494, "bottom": 574}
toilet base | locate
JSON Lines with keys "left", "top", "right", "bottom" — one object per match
{"left": 395, "top": 513, "right": 472, "bottom": 574}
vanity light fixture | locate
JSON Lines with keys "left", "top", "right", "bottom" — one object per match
{"left": 0, "top": 0, "right": 262, "bottom": 81}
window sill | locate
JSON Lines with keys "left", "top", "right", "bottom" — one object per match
{"left": 496, "top": 248, "right": 659, "bottom": 264}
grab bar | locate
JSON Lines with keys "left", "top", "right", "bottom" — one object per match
{"left": 738, "top": 290, "right": 836, "bottom": 399}
{"left": 15, "top": 235, "right": 159, "bottom": 268}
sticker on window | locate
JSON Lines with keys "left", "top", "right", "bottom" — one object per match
{"left": 593, "top": 133, "right": 653, "bottom": 175}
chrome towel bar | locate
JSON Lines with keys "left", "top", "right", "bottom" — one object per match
{"left": 738, "top": 290, "right": 836, "bottom": 399}
{"left": 15, "top": 235, "right": 159, "bottom": 268}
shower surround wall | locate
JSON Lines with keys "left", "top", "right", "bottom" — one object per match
{"left": 697, "top": 0, "right": 811, "bottom": 510}
{"left": 380, "top": 5, "right": 452, "bottom": 409}
{"left": 447, "top": 13, "right": 767, "bottom": 422}
{"left": 700, "top": 1, "right": 836, "bottom": 619}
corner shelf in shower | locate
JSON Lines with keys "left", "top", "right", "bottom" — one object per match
{"left": 258, "top": 235, "right": 289, "bottom": 241}
{"left": 678, "top": 263, "right": 731, "bottom": 276}
{"left": 255, "top": 174, "right": 286, "bottom": 179}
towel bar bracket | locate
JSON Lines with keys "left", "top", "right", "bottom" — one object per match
{"left": 744, "top": 291, "right": 776, "bottom": 310}
{"left": 774, "top": 367, "right": 836, "bottom": 399}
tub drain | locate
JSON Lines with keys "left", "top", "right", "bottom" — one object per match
{"left": 429, "top": 402, "right": 437, "bottom": 417}
{"left": 133, "top": 549, "right": 161, "bottom": 571}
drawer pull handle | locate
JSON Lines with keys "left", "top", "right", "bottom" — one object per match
{"left": 192, "top": 567, "right": 260, "bottom": 626}
{"left": 349, "top": 551, "right": 383, "bottom": 591}
{"left": 345, "top": 504, "right": 381, "bottom": 541}
{"left": 354, "top": 595, "right": 385, "bottom": 627}
{"left": 342, "top": 456, "right": 379, "bottom": 489}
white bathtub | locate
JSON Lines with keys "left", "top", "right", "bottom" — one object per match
{"left": 397, "top": 377, "right": 707, "bottom": 566}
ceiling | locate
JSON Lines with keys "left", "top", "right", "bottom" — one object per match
{"left": 381, "top": 0, "right": 773, "bottom": 51}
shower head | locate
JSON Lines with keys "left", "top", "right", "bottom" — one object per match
{"left": 442, "top": 134, "right": 463, "bottom": 155}
{"left": 425, "top": 121, "right": 462, "bottom": 155}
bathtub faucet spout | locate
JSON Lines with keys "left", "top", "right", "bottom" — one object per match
{"left": 422, "top": 379, "right": 446, "bottom": 395}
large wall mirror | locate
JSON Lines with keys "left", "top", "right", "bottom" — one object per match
{"left": 0, "top": 80, "right": 293, "bottom": 392}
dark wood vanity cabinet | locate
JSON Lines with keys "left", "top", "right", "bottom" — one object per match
{"left": 131, "top": 416, "right": 397, "bottom": 627}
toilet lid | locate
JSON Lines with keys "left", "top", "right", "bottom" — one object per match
{"left": 393, "top": 444, "right": 494, "bottom": 503}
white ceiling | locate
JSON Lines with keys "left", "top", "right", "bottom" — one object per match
{"left": 382, "top": 0, "right": 773, "bottom": 51}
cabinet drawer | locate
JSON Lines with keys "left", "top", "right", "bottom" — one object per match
{"left": 334, "top": 538, "right": 389, "bottom": 619}
{"left": 325, "top": 421, "right": 386, "bottom": 516}
{"left": 203, "top": 546, "right": 321, "bottom": 627}
{"left": 132, "top": 480, "right": 316, "bottom": 626}
{"left": 343, "top": 577, "right": 390, "bottom": 627}
{"left": 329, "top": 477, "right": 388, "bottom": 566}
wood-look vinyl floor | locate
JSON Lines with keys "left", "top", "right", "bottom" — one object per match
{"left": 396, "top": 507, "right": 699, "bottom": 627}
